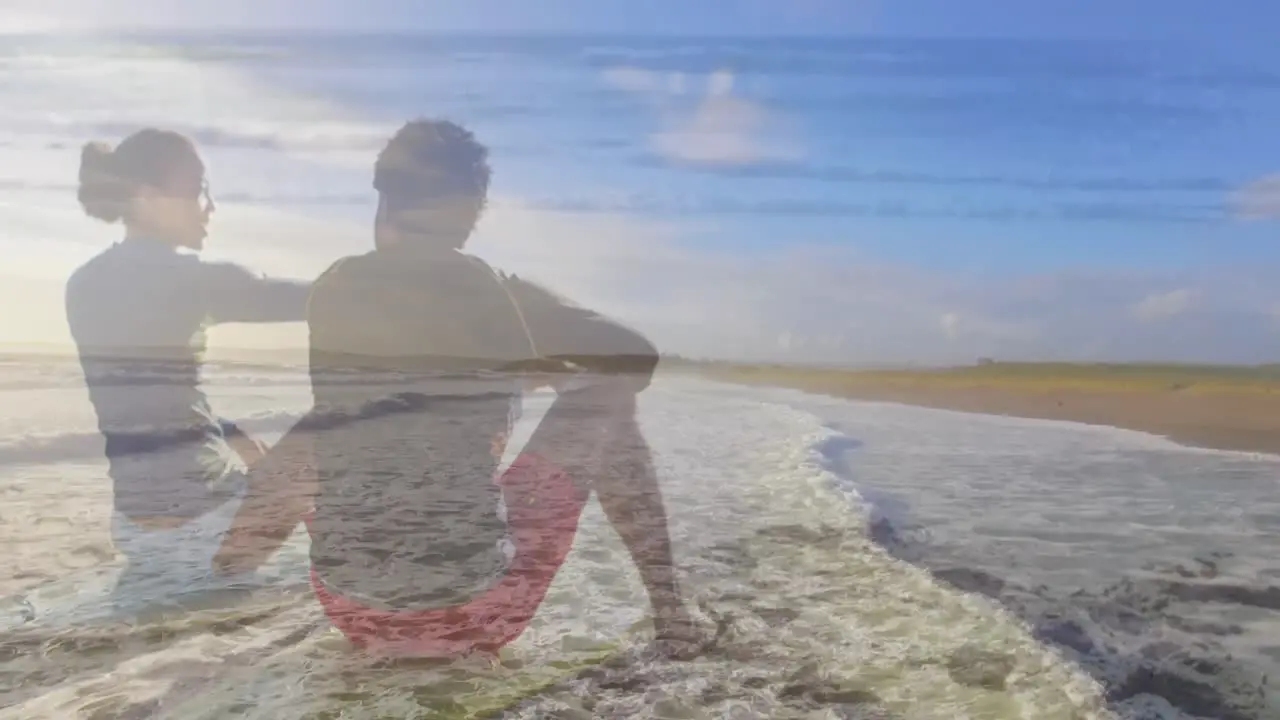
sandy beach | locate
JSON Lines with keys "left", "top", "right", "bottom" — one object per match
{"left": 699, "top": 362, "right": 1280, "bottom": 457}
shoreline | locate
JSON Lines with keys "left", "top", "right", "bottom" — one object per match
{"left": 692, "top": 364, "right": 1280, "bottom": 457}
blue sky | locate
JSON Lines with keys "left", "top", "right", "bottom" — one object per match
{"left": 2, "top": 1, "right": 1279, "bottom": 363}
{"left": 10, "top": 0, "right": 1280, "bottom": 43}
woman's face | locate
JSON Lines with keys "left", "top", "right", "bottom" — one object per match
{"left": 130, "top": 154, "right": 215, "bottom": 250}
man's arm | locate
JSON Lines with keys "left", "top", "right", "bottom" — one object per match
{"left": 502, "top": 273, "right": 658, "bottom": 391}
{"left": 200, "top": 260, "right": 312, "bottom": 325}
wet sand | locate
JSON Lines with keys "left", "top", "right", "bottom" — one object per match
{"left": 700, "top": 363, "right": 1280, "bottom": 457}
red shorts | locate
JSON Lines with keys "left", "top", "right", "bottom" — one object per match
{"left": 305, "top": 454, "right": 589, "bottom": 658}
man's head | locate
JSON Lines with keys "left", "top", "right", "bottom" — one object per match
{"left": 373, "top": 119, "right": 491, "bottom": 252}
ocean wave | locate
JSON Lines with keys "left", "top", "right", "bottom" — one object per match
{"left": 925, "top": 556, "right": 1276, "bottom": 720}
{"left": 0, "top": 372, "right": 312, "bottom": 393}
{"left": 0, "top": 409, "right": 297, "bottom": 468}
{"left": 804, "top": 411, "right": 1275, "bottom": 719}
{"left": 0, "top": 386, "right": 510, "bottom": 467}
{"left": 0, "top": 378, "right": 1115, "bottom": 718}
{"left": 0, "top": 359, "right": 427, "bottom": 392}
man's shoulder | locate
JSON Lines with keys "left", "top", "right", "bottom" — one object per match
{"left": 310, "top": 251, "right": 405, "bottom": 302}
{"left": 308, "top": 250, "right": 507, "bottom": 321}
{"left": 317, "top": 250, "right": 493, "bottom": 282}
{"left": 315, "top": 251, "right": 378, "bottom": 284}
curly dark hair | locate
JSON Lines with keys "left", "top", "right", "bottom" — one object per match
{"left": 373, "top": 119, "right": 491, "bottom": 208}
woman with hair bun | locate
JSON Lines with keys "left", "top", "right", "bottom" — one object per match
{"left": 66, "top": 128, "right": 312, "bottom": 606}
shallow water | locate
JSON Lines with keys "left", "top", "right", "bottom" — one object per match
{"left": 1, "top": 365, "right": 1115, "bottom": 719}
{"left": 773, "top": 384, "right": 1280, "bottom": 720}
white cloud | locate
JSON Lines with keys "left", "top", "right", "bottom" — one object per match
{"left": 4, "top": 0, "right": 868, "bottom": 35}
{"left": 604, "top": 66, "right": 803, "bottom": 167}
{"left": 0, "top": 12, "right": 58, "bottom": 32}
{"left": 1130, "top": 288, "right": 1197, "bottom": 322}
{"left": 0, "top": 0, "right": 466, "bottom": 32}
{"left": 5, "top": 35, "right": 1280, "bottom": 367}
{"left": 707, "top": 69, "right": 735, "bottom": 96}
{"left": 470, "top": 217, "right": 1280, "bottom": 365}
{"left": 1233, "top": 174, "right": 1280, "bottom": 221}
{"left": 940, "top": 312, "right": 961, "bottom": 339}
{"left": 10, "top": 179, "right": 1280, "bottom": 365}
{"left": 600, "top": 66, "right": 672, "bottom": 96}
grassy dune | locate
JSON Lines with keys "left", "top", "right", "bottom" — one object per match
{"left": 683, "top": 360, "right": 1280, "bottom": 455}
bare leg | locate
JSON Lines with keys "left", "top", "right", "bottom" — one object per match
{"left": 589, "top": 392, "right": 707, "bottom": 657}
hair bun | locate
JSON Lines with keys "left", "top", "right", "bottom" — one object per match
{"left": 77, "top": 141, "right": 126, "bottom": 224}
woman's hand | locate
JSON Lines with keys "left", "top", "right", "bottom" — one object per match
{"left": 227, "top": 432, "right": 267, "bottom": 469}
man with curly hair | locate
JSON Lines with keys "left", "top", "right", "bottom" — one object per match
{"left": 219, "top": 119, "right": 707, "bottom": 660}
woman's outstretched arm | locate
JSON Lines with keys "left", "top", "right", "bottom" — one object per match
{"left": 200, "top": 260, "right": 312, "bottom": 325}
{"left": 500, "top": 272, "right": 659, "bottom": 390}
